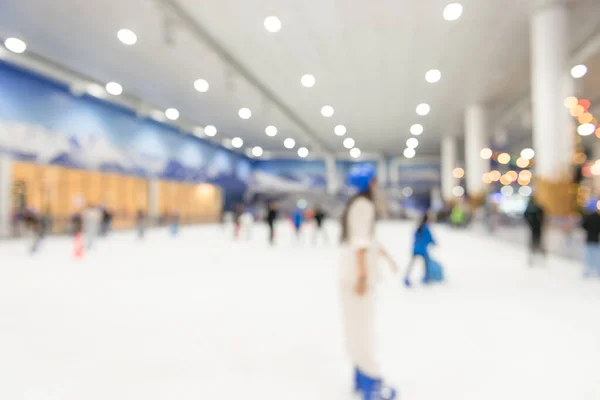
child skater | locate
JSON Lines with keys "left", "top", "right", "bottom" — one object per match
{"left": 404, "top": 213, "right": 435, "bottom": 287}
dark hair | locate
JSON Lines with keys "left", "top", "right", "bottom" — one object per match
{"left": 340, "top": 187, "right": 375, "bottom": 243}
{"left": 417, "top": 213, "right": 429, "bottom": 233}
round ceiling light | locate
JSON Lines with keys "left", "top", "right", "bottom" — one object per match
{"left": 334, "top": 125, "right": 347, "bottom": 136}
{"left": 252, "top": 146, "right": 263, "bottom": 157}
{"left": 297, "top": 147, "right": 309, "bottom": 158}
{"left": 404, "top": 148, "right": 416, "bottom": 159}
{"left": 86, "top": 84, "right": 105, "bottom": 98}
{"left": 105, "top": 82, "right": 123, "bottom": 96}
{"left": 452, "top": 186, "right": 465, "bottom": 197}
{"left": 321, "top": 105, "right": 334, "bottom": 117}
{"left": 231, "top": 137, "right": 244, "bottom": 148}
{"left": 238, "top": 108, "right": 252, "bottom": 119}
{"left": 425, "top": 69, "right": 442, "bottom": 83}
{"left": 571, "top": 65, "right": 588, "bottom": 79}
{"left": 350, "top": 148, "right": 361, "bottom": 158}
{"left": 165, "top": 108, "right": 179, "bottom": 121}
{"left": 480, "top": 148, "right": 492, "bottom": 159}
{"left": 204, "top": 125, "right": 217, "bottom": 137}
{"left": 265, "top": 125, "right": 278, "bottom": 137}
{"left": 117, "top": 29, "right": 137, "bottom": 45}
{"left": 194, "top": 79, "right": 209, "bottom": 92}
{"left": 4, "top": 37, "right": 27, "bottom": 54}
{"left": 264, "top": 16, "right": 282, "bottom": 33}
{"left": 501, "top": 185, "right": 515, "bottom": 196}
{"left": 406, "top": 138, "right": 419, "bottom": 148}
{"left": 301, "top": 74, "right": 316, "bottom": 88}
{"left": 443, "top": 3, "right": 463, "bottom": 21}
{"left": 284, "top": 138, "right": 296, "bottom": 149}
{"left": 578, "top": 123, "right": 596, "bottom": 136}
{"left": 520, "top": 148, "right": 535, "bottom": 160}
{"left": 416, "top": 103, "right": 431, "bottom": 116}
{"left": 343, "top": 138, "right": 355, "bottom": 149}
{"left": 410, "top": 124, "right": 424, "bottom": 136}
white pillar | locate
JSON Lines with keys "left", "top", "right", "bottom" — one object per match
{"left": 325, "top": 155, "right": 338, "bottom": 195}
{"left": 465, "top": 105, "right": 489, "bottom": 196}
{"left": 377, "top": 157, "right": 389, "bottom": 188}
{"left": 531, "top": 1, "right": 574, "bottom": 178}
{"left": 441, "top": 136, "right": 458, "bottom": 201}
{"left": 0, "top": 154, "right": 12, "bottom": 237}
{"left": 148, "top": 178, "right": 159, "bottom": 223}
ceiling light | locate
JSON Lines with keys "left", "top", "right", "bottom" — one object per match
{"left": 410, "top": 124, "right": 424, "bottom": 135}
{"left": 519, "top": 186, "right": 532, "bottom": 197}
{"left": 238, "top": 108, "right": 252, "bottom": 119}
{"left": 204, "top": 125, "right": 217, "bottom": 137}
{"left": 264, "top": 16, "right": 282, "bottom": 33}
{"left": 335, "top": 125, "right": 347, "bottom": 136}
{"left": 453, "top": 167, "right": 465, "bottom": 178}
{"left": 571, "top": 65, "right": 588, "bottom": 79}
{"left": 498, "top": 153, "right": 511, "bottom": 164}
{"left": 501, "top": 185, "right": 514, "bottom": 196}
{"left": 520, "top": 148, "right": 535, "bottom": 160}
{"left": 301, "top": 74, "right": 315, "bottom": 88}
{"left": 284, "top": 138, "right": 296, "bottom": 149}
{"left": 151, "top": 110, "right": 166, "bottom": 122}
{"left": 406, "top": 138, "right": 419, "bottom": 148}
{"left": 578, "top": 123, "right": 595, "bottom": 136}
{"left": 416, "top": 103, "right": 431, "bottom": 116}
{"left": 4, "top": 37, "right": 27, "bottom": 54}
{"left": 105, "top": 82, "right": 123, "bottom": 96}
{"left": 343, "top": 138, "right": 355, "bottom": 149}
{"left": 350, "top": 148, "right": 361, "bottom": 158}
{"left": 117, "top": 29, "right": 137, "bottom": 45}
{"left": 231, "top": 137, "right": 244, "bottom": 148}
{"left": 480, "top": 148, "right": 492, "bottom": 159}
{"left": 194, "top": 79, "right": 209, "bottom": 92}
{"left": 86, "top": 83, "right": 105, "bottom": 98}
{"left": 443, "top": 3, "right": 463, "bottom": 21}
{"left": 425, "top": 69, "right": 441, "bottom": 83}
{"left": 452, "top": 186, "right": 465, "bottom": 197}
{"left": 252, "top": 146, "right": 263, "bottom": 157}
{"left": 297, "top": 147, "right": 309, "bottom": 158}
{"left": 321, "top": 105, "right": 334, "bottom": 117}
{"left": 165, "top": 108, "right": 179, "bottom": 121}
{"left": 404, "top": 148, "right": 416, "bottom": 159}
{"left": 402, "top": 187, "right": 413, "bottom": 197}
{"left": 265, "top": 125, "right": 278, "bottom": 137}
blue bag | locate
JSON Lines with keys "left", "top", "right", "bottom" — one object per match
{"left": 427, "top": 258, "right": 445, "bottom": 282}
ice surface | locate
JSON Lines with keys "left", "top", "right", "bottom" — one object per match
{"left": 0, "top": 221, "right": 598, "bottom": 400}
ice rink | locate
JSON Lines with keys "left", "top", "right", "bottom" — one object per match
{"left": 0, "top": 221, "right": 599, "bottom": 400}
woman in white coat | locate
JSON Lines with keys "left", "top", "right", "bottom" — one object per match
{"left": 339, "top": 164, "right": 398, "bottom": 400}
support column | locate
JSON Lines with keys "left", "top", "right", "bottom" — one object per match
{"left": 325, "top": 155, "right": 338, "bottom": 195}
{"left": 465, "top": 104, "right": 489, "bottom": 205}
{"left": 0, "top": 154, "right": 13, "bottom": 237}
{"left": 148, "top": 178, "right": 159, "bottom": 225}
{"left": 377, "top": 157, "right": 389, "bottom": 188}
{"left": 530, "top": 1, "right": 576, "bottom": 216}
{"left": 441, "top": 136, "right": 458, "bottom": 202}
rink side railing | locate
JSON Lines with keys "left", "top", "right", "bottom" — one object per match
{"left": 2, "top": 214, "right": 220, "bottom": 238}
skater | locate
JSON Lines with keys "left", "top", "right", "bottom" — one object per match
{"left": 266, "top": 201, "right": 278, "bottom": 245}
{"left": 136, "top": 209, "right": 147, "bottom": 239}
{"left": 292, "top": 207, "right": 304, "bottom": 240}
{"left": 524, "top": 196, "right": 546, "bottom": 266}
{"left": 100, "top": 206, "right": 112, "bottom": 237}
{"left": 71, "top": 210, "right": 84, "bottom": 259}
{"left": 24, "top": 208, "right": 46, "bottom": 254}
{"left": 170, "top": 209, "right": 180, "bottom": 236}
{"left": 339, "top": 164, "right": 398, "bottom": 400}
{"left": 233, "top": 204, "right": 244, "bottom": 239}
{"left": 313, "top": 205, "right": 328, "bottom": 245}
{"left": 581, "top": 205, "right": 600, "bottom": 278}
{"left": 83, "top": 204, "right": 102, "bottom": 249}
{"left": 404, "top": 213, "right": 436, "bottom": 287}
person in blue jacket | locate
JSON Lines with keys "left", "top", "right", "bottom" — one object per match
{"left": 404, "top": 213, "right": 435, "bottom": 287}
{"left": 292, "top": 207, "right": 304, "bottom": 239}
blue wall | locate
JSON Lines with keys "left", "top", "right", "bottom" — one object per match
{"left": 0, "top": 61, "right": 251, "bottom": 209}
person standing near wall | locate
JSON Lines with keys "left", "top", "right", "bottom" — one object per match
{"left": 266, "top": 201, "right": 278, "bottom": 245}
{"left": 136, "top": 209, "right": 146, "bottom": 239}
{"left": 524, "top": 196, "right": 547, "bottom": 266}
{"left": 313, "top": 205, "right": 328, "bottom": 245}
{"left": 83, "top": 204, "right": 101, "bottom": 250}
{"left": 581, "top": 205, "right": 600, "bottom": 278}
{"left": 338, "top": 164, "right": 398, "bottom": 400}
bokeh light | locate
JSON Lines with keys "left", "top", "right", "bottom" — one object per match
{"left": 498, "top": 153, "right": 510, "bottom": 165}
{"left": 480, "top": 148, "right": 492, "bottom": 159}
{"left": 579, "top": 99, "right": 591, "bottom": 111}
{"left": 578, "top": 123, "right": 596, "bottom": 136}
{"left": 519, "top": 186, "right": 532, "bottom": 197}
{"left": 520, "top": 148, "right": 535, "bottom": 160}
{"left": 501, "top": 185, "right": 514, "bottom": 196}
{"left": 453, "top": 167, "right": 465, "bottom": 179}
{"left": 482, "top": 173, "right": 492, "bottom": 184}
{"left": 564, "top": 96, "right": 578, "bottom": 108}
{"left": 506, "top": 171, "right": 518, "bottom": 181}
{"left": 579, "top": 113, "right": 593, "bottom": 124}
{"left": 516, "top": 157, "right": 529, "bottom": 168}
{"left": 500, "top": 175, "right": 511, "bottom": 185}
{"left": 489, "top": 170, "right": 501, "bottom": 182}
{"left": 572, "top": 152, "right": 587, "bottom": 164}
{"left": 519, "top": 170, "right": 532, "bottom": 181}
{"left": 570, "top": 105, "right": 584, "bottom": 117}
{"left": 452, "top": 186, "right": 465, "bottom": 197}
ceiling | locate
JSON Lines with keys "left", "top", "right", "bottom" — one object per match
{"left": 1, "top": 0, "right": 600, "bottom": 159}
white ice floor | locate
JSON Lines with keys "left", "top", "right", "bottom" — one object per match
{"left": 0, "top": 221, "right": 599, "bottom": 400}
